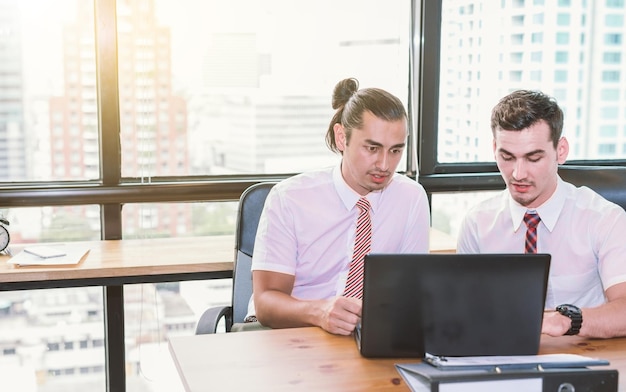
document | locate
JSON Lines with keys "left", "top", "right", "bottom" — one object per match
{"left": 423, "top": 352, "right": 610, "bottom": 371}
{"left": 7, "top": 245, "right": 90, "bottom": 266}
{"left": 23, "top": 245, "right": 66, "bottom": 258}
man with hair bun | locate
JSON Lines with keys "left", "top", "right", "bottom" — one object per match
{"left": 243, "top": 78, "right": 430, "bottom": 335}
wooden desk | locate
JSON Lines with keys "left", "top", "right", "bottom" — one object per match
{"left": 0, "top": 235, "right": 234, "bottom": 289}
{"left": 0, "top": 236, "right": 235, "bottom": 392}
{"left": 0, "top": 229, "right": 453, "bottom": 289}
{"left": 0, "top": 231, "right": 451, "bottom": 391}
{"left": 169, "top": 327, "right": 626, "bottom": 392}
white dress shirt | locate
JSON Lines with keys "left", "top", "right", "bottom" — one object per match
{"left": 457, "top": 176, "right": 626, "bottom": 308}
{"left": 247, "top": 165, "right": 430, "bottom": 316}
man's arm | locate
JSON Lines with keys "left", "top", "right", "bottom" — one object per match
{"left": 542, "top": 281, "right": 626, "bottom": 338}
{"left": 252, "top": 270, "right": 361, "bottom": 335}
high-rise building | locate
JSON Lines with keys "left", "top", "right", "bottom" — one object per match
{"left": 438, "top": 1, "right": 626, "bottom": 163}
{"left": 0, "top": 0, "right": 27, "bottom": 181}
{"left": 49, "top": 0, "right": 191, "bottom": 238}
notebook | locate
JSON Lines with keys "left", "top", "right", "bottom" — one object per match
{"left": 355, "top": 253, "right": 551, "bottom": 358}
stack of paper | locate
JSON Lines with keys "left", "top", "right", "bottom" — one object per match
{"left": 7, "top": 245, "right": 90, "bottom": 266}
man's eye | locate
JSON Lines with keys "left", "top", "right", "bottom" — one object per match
{"left": 367, "top": 146, "right": 378, "bottom": 152}
{"left": 528, "top": 156, "right": 541, "bottom": 163}
{"left": 501, "top": 155, "right": 513, "bottom": 161}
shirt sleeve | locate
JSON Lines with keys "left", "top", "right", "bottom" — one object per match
{"left": 595, "top": 206, "right": 626, "bottom": 289}
{"left": 251, "top": 186, "right": 298, "bottom": 276}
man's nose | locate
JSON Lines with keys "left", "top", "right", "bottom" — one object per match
{"left": 513, "top": 160, "right": 527, "bottom": 180}
{"left": 377, "top": 151, "right": 390, "bottom": 171}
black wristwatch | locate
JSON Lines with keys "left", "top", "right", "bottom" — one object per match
{"left": 556, "top": 304, "right": 582, "bottom": 335}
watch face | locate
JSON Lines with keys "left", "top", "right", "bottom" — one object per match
{"left": 0, "top": 225, "right": 9, "bottom": 252}
{"left": 557, "top": 304, "right": 581, "bottom": 315}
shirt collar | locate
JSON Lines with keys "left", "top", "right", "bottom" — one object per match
{"left": 332, "top": 163, "right": 383, "bottom": 212}
{"left": 509, "top": 176, "right": 566, "bottom": 233}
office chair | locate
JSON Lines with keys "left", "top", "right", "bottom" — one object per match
{"left": 558, "top": 165, "right": 626, "bottom": 211}
{"left": 195, "top": 182, "right": 276, "bottom": 334}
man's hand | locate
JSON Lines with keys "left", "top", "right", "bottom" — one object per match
{"left": 542, "top": 310, "right": 573, "bottom": 336}
{"left": 318, "top": 296, "right": 362, "bottom": 335}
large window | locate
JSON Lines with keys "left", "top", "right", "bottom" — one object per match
{"left": 436, "top": 0, "right": 626, "bottom": 165}
{"left": 117, "top": 0, "right": 410, "bottom": 178}
{"left": 426, "top": 0, "right": 626, "bottom": 236}
{"left": 0, "top": 0, "right": 97, "bottom": 182}
{"left": 3, "top": 0, "right": 410, "bottom": 183}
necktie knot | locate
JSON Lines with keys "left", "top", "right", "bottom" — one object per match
{"left": 356, "top": 197, "right": 371, "bottom": 213}
{"left": 523, "top": 212, "right": 541, "bottom": 229}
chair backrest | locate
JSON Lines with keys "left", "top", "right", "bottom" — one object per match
{"left": 558, "top": 165, "right": 626, "bottom": 211}
{"left": 231, "top": 182, "right": 276, "bottom": 324}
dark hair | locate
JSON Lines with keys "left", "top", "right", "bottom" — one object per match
{"left": 325, "top": 78, "right": 407, "bottom": 153}
{"left": 490, "top": 90, "right": 564, "bottom": 148}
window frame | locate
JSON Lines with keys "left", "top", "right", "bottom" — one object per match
{"left": 2, "top": 0, "right": 625, "bottom": 223}
{"left": 416, "top": 0, "right": 626, "bottom": 194}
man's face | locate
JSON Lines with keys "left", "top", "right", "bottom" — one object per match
{"left": 493, "top": 120, "right": 568, "bottom": 208}
{"left": 334, "top": 111, "right": 407, "bottom": 196}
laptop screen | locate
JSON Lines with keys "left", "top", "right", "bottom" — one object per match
{"left": 357, "top": 253, "right": 551, "bottom": 358}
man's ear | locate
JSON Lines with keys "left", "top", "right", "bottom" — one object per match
{"left": 334, "top": 123, "right": 346, "bottom": 152}
{"left": 556, "top": 137, "right": 569, "bottom": 164}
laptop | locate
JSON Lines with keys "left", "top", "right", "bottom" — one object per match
{"left": 355, "top": 253, "right": 551, "bottom": 358}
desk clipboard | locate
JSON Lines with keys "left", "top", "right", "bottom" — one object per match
{"left": 423, "top": 353, "right": 610, "bottom": 371}
{"left": 396, "top": 363, "right": 618, "bottom": 392}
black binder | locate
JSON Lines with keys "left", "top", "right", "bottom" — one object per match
{"left": 396, "top": 363, "right": 619, "bottom": 392}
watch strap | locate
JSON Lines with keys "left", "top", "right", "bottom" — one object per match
{"left": 556, "top": 304, "right": 582, "bottom": 335}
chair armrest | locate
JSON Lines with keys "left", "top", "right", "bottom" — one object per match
{"left": 195, "top": 306, "right": 233, "bottom": 334}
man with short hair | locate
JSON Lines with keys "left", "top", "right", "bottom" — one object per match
{"left": 458, "top": 90, "right": 626, "bottom": 338}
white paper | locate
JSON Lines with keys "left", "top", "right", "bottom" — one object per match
{"left": 7, "top": 245, "right": 90, "bottom": 266}
{"left": 23, "top": 245, "right": 67, "bottom": 258}
{"left": 441, "top": 378, "right": 542, "bottom": 392}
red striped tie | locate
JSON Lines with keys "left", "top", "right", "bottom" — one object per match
{"left": 344, "top": 197, "right": 372, "bottom": 299}
{"left": 523, "top": 212, "right": 541, "bottom": 254}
